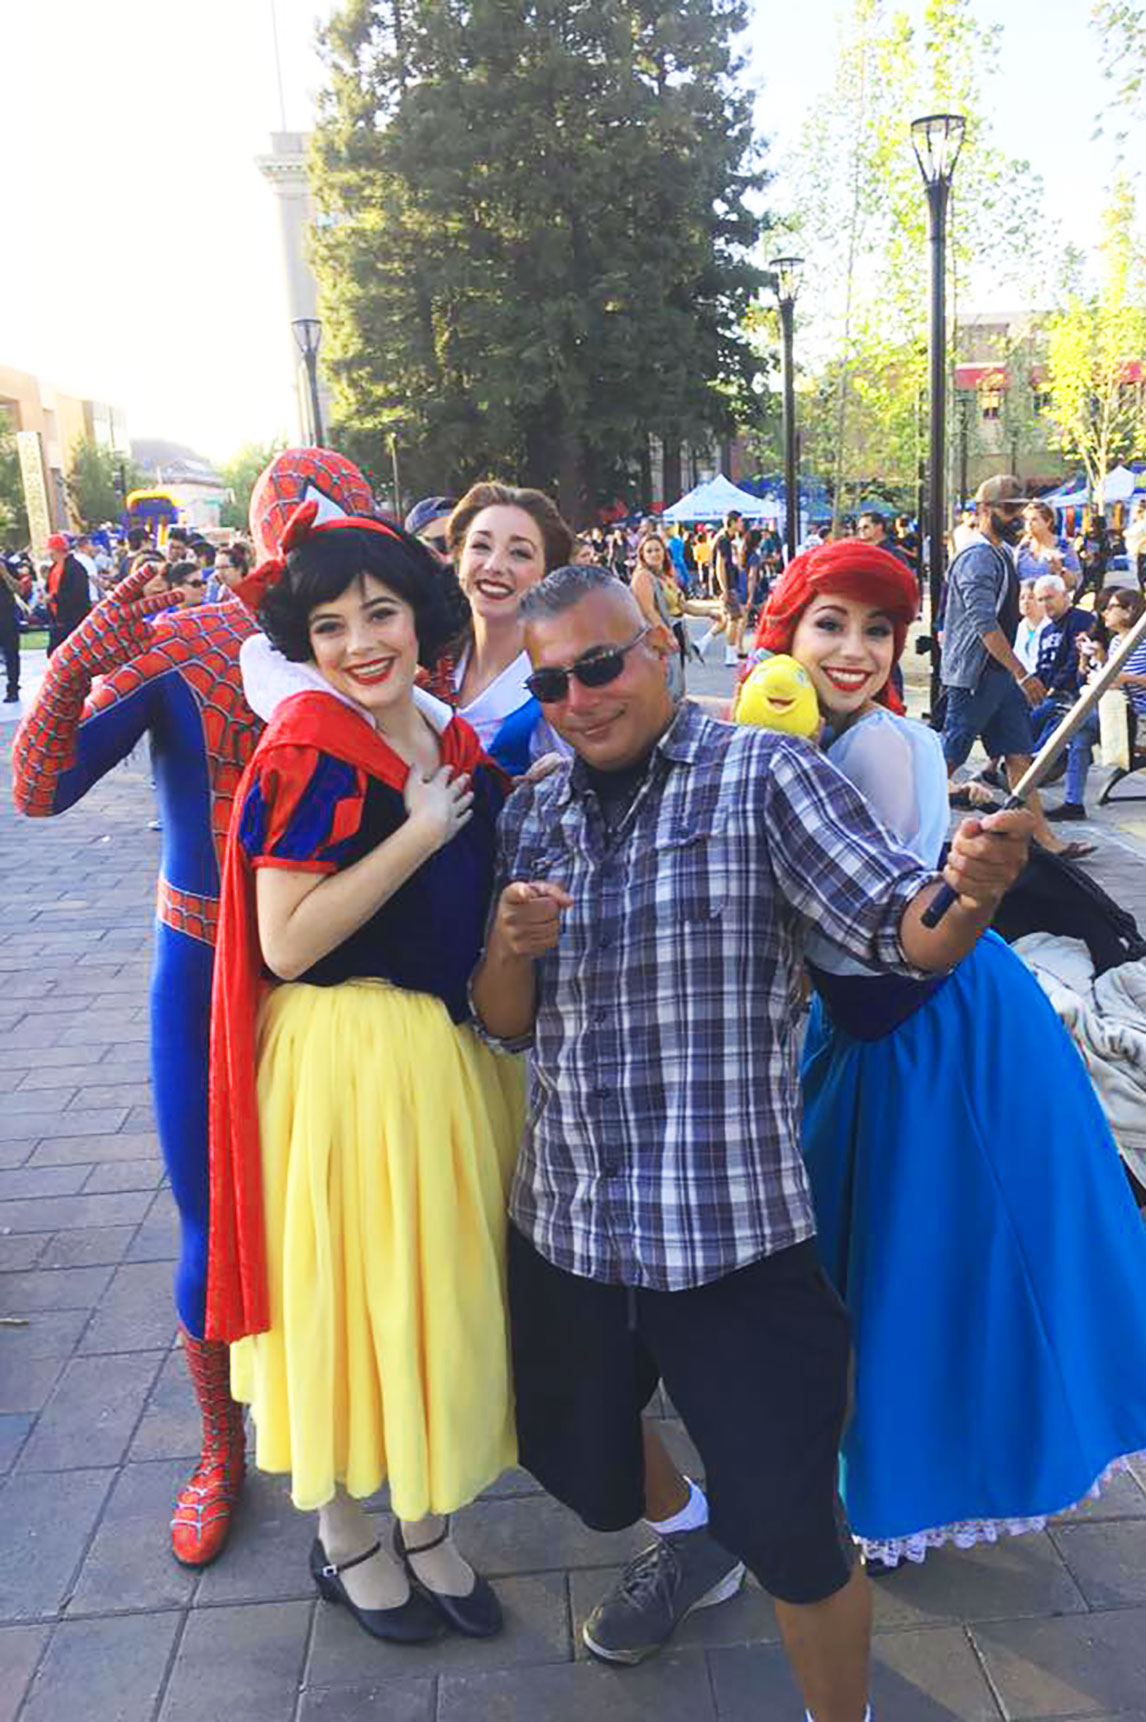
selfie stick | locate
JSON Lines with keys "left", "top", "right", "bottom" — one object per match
{"left": 921, "top": 604, "right": 1146, "bottom": 928}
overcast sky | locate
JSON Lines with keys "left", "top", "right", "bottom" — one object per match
{"left": 0, "top": 0, "right": 1117, "bottom": 462}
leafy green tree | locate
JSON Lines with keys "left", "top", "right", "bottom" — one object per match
{"left": 66, "top": 436, "right": 144, "bottom": 528}
{"left": 0, "top": 433, "right": 30, "bottom": 545}
{"left": 312, "top": 0, "right": 765, "bottom": 522}
{"left": 217, "top": 438, "right": 288, "bottom": 531}
{"left": 1092, "top": 2, "right": 1146, "bottom": 155}
{"left": 782, "top": 0, "right": 1046, "bottom": 514}
{"left": 1045, "top": 178, "right": 1146, "bottom": 515}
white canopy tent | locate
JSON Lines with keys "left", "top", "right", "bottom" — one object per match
{"left": 661, "top": 473, "right": 777, "bottom": 523}
{"left": 1103, "top": 465, "right": 1139, "bottom": 505}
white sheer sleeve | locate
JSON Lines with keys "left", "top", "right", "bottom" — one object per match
{"left": 827, "top": 709, "right": 948, "bottom": 869}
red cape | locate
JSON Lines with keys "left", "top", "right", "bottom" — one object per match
{"left": 205, "top": 690, "right": 490, "bottom": 1342}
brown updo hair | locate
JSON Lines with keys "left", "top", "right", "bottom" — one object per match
{"left": 447, "top": 482, "right": 574, "bottom": 573}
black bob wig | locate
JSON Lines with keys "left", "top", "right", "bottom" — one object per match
{"left": 257, "top": 523, "right": 469, "bottom": 667}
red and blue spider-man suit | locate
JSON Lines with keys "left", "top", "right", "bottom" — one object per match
{"left": 10, "top": 447, "right": 377, "bottom": 1566}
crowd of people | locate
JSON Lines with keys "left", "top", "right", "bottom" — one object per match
{"left": 9, "top": 450, "right": 1146, "bottom": 1722}
{"left": 938, "top": 477, "right": 1146, "bottom": 857}
{"left": 0, "top": 524, "right": 256, "bottom": 707}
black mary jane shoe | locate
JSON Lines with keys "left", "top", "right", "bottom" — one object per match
{"left": 394, "top": 1518, "right": 504, "bottom": 1638}
{"left": 865, "top": 1551, "right": 907, "bottom": 1577}
{"left": 309, "top": 1537, "right": 445, "bottom": 1643}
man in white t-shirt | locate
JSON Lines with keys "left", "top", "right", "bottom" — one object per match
{"left": 952, "top": 508, "right": 980, "bottom": 554}
{"left": 73, "top": 535, "right": 101, "bottom": 604}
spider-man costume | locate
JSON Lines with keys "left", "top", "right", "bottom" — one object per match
{"left": 10, "top": 447, "right": 377, "bottom": 1566}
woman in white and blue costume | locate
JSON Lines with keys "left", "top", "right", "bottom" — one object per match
{"left": 759, "top": 539, "right": 1146, "bottom": 1569}
{"left": 242, "top": 478, "right": 575, "bottom": 780}
{"left": 442, "top": 482, "right": 574, "bottom": 776}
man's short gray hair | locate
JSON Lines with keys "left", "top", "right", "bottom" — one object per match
{"left": 518, "top": 563, "right": 629, "bottom": 622}
{"left": 1033, "top": 573, "right": 1067, "bottom": 596}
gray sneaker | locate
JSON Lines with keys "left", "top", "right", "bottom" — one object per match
{"left": 582, "top": 1527, "right": 745, "bottom": 1665}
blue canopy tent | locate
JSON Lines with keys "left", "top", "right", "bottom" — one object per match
{"left": 1039, "top": 467, "right": 1139, "bottom": 507}
{"left": 661, "top": 474, "right": 777, "bottom": 522}
{"left": 1038, "top": 481, "right": 1088, "bottom": 508}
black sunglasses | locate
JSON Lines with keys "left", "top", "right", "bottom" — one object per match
{"left": 525, "top": 626, "right": 650, "bottom": 705}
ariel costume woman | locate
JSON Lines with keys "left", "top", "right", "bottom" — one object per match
{"left": 757, "top": 540, "right": 1146, "bottom": 1566}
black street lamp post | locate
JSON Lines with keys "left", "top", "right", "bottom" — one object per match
{"left": 291, "top": 317, "right": 325, "bottom": 447}
{"left": 911, "top": 113, "right": 965, "bottom": 713}
{"left": 769, "top": 257, "right": 803, "bottom": 565}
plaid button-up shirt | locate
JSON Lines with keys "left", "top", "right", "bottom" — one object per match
{"left": 478, "top": 702, "right": 936, "bottom": 1289}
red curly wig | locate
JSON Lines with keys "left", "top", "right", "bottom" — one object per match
{"left": 756, "top": 540, "right": 920, "bottom": 713}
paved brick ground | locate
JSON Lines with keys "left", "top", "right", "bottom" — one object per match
{"left": 3, "top": 640, "right": 1146, "bottom": 1722}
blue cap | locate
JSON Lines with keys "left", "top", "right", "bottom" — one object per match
{"left": 404, "top": 496, "right": 457, "bottom": 537}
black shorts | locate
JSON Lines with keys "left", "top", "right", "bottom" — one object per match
{"left": 508, "top": 1227, "right": 857, "bottom": 1606}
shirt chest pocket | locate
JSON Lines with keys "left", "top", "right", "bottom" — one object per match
{"left": 633, "top": 811, "right": 731, "bottom": 922}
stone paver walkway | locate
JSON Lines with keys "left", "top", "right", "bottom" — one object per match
{"left": 3, "top": 647, "right": 1146, "bottom": 1722}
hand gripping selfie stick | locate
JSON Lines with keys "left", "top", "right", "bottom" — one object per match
{"left": 922, "top": 605, "right": 1146, "bottom": 928}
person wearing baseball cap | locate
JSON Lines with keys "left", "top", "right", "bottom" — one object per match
{"left": 404, "top": 496, "right": 457, "bottom": 563}
{"left": 44, "top": 533, "right": 92, "bottom": 653}
{"left": 940, "top": 474, "right": 1085, "bottom": 857}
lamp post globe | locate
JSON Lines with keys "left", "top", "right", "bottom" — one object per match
{"left": 768, "top": 256, "right": 804, "bottom": 565}
{"left": 911, "top": 113, "right": 965, "bottom": 713}
{"left": 291, "top": 317, "right": 325, "bottom": 448}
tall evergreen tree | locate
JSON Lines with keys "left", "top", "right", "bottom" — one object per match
{"left": 312, "top": 0, "right": 764, "bottom": 521}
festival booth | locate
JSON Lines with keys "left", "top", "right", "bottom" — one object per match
{"left": 1040, "top": 467, "right": 1144, "bottom": 531}
{"left": 662, "top": 473, "right": 776, "bottom": 523}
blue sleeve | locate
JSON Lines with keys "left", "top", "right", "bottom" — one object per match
{"left": 953, "top": 543, "right": 1005, "bottom": 641}
{"left": 760, "top": 736, "right": 936, "bottom": 975}
{"left": 47, "top": 676, "right": 163, "bottom": 814}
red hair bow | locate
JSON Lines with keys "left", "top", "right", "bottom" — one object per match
{"left": 232, "top": 498, "right": 405, "bottom": 615}
{"left": 232, "top": 556, "right": 285, "bottom": 613}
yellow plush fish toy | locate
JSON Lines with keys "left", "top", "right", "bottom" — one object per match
{"left": 733, "top": 653, "right": 820, "bottom": 738}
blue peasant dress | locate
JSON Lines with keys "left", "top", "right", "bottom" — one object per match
{"left": 452, "top": 650, "right": 571, "bottom": 778}
{"left": 801, "top": 707, "right": 1146, "bottom": 1564}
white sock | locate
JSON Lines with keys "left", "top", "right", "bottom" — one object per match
{"left": 696, "top": 626, "right": 716, "bottom": 652}
{"left": 646, "top": 1476, "right": 709, "bottom": 1536}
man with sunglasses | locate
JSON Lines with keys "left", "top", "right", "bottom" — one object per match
{"left": 404, "top": 495, "right": 457, "bottom": 563}
{"left": 162, "top": 560, "right": 209, "bottom": 609}
{"left": 470, "top": 564, "right": 1033, "bottom": 1722}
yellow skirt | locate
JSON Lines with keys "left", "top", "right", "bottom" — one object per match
{"left": 230, "top": 979, "right": 524, "bottom": 1516}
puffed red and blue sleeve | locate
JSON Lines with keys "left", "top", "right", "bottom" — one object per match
{"left": 237, "top": 744, "right": 367, "bottom": 875}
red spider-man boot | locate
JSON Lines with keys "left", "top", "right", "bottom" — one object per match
{"left": 170, "top": 1330, "right": 246, "bottom": 1566}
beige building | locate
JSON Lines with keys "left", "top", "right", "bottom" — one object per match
{"left": 954, "top": 310, "right": 1066, "bottom": 500}
{"left": 0, "top": 362, "right": 129, "bottom": 540}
